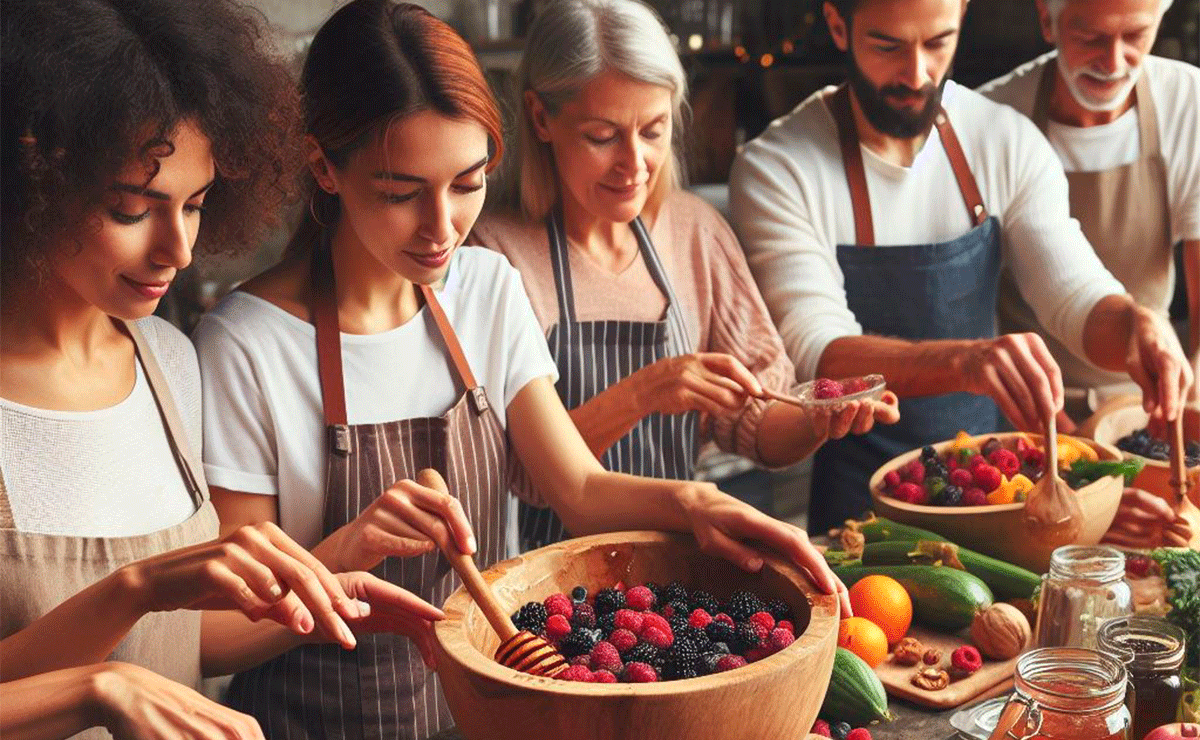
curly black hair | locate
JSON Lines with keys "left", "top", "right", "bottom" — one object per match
{"left": 1, "top": 0, "right": 304, "bottom": 286}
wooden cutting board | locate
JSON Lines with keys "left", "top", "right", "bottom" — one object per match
{"left": 874, "top": 625, "right": 1018, "bottom": 710}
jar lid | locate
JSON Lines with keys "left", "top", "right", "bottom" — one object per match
{"left": 1013, "top": 647, "right": 1128, "bottom": 713}
{"left": 1097, "top": 615, "right": 1186, "bottom": 672}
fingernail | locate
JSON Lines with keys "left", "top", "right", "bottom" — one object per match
{"left": 299, "top": 611, "right": 314, "bottom": 634}
{"left": 269, "top": 583, "right": 283, "bottom": 599}
{"left": 466, "top": 535, "right": 477, "bottom": 554}
{"left": 339, "top": 618, "right": 356, "bottom": 648}
{"left": 746, "top": 557, "right": 763, "bottom": 571}
{"left": 356, "top": 599, "right": 371, "bottom": 618}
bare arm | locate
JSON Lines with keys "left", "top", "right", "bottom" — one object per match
{"left": 565, "top": 375, "right": 651, "bottom": 459}
{"left": 1, "top": 664, "right": 109, "bottom": 740}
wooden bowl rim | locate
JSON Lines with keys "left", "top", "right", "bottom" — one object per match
{"left": 867, "top": 432, "right": 1124, "bottom": 516}
{"left": 432, "top": 530, "right": 839, "bottom": 695}
{"left": 1088, "top": 404, "right": 1200, "bottom": 472}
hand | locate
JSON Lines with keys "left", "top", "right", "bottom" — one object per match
{"left": 1124, "top": 305, "right": 1194, "bottom": 423}
{"left": 93, "top": 662, "right": 264, "bottom": 740}
{"left": 676, "top": 482, "right": 852, "bottom": 617}
{"left": 1101, "top": 487, "right": 1193, "bottom": 548}
{"left": 337, "top": 571, "right": 446, "bottom": 669}
{"left": 807, "top": 391, "right": 900, "bottom": 440}
{"left": 963, "top": 333, "right": 1064, "bottom": 432}
{"left": 316, "top": 476, "right": 477, "bottom": 574}
{"left": 632, "top": 353, "right": 765, "bottom": 417}
{"left": 121, "top": 522, "right": 364, "bottom": 649}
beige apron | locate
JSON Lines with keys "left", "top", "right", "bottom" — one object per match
{"left": 0, "top": 320, "right": 219, "bottom": 739}
{"left": 998, "top": 67, "right": 1173, "bottom": 418}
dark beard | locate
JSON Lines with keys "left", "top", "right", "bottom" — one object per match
{"left": 846, "top": 52, "right": 949, "bottom": 138}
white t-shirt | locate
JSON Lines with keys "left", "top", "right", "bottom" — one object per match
{"left": 0, "top": 316, "right": 201, "bottom": 537}
{"left": 728, "top": 80, "right": 1126, "bottom": 381}
{"left": 194, "top": 247, "right": 559, "bottom": 550}
{"left": 980, "top": 52, "right": 1200, "bottom": 246}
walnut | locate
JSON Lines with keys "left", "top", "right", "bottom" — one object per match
{"left": 922, "top": 647, "right": 943, "bottom": 666}
{"left": 911, "top": 667, "right": 950, "bottom": 691}
{"left": 839, "top": 528, "right": 866, "bottom": 558}
{"left": 893, "top": 637, "right": 924, "bottom": 666}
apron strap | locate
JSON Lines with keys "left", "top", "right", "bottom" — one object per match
{"left": 1032, "top": 59, "right": 1161, "bottom": 158}
{"left": 0, "top": 468, "right": 14, "bottom": 529}
{"left": 417, "top": 282, "right": 490, "bottom": 414}
{"left": 829, "top": 84, "right": 989, "bottom": 244}
{"left": 629, "top": 216, "right": 692, "bottom": 355}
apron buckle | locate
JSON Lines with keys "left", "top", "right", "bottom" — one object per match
{"left": 469, "top": 387, "right": 490, "bottom": 415}
{"left": 331, "top": 425, "right": 352, "bottom": 456}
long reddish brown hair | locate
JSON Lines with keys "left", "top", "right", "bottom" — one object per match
{"left": 289, "top": 0, "right": 503, "bottom": 253}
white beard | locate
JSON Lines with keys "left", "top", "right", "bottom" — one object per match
{"left": 1057, "top": 52, "right": 1141, "bottom": 112}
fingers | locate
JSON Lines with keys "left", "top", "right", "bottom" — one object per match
{"left": 725, "top": 506, "right": 846, "bottom": 611}
{"left": 700, "top": 353, "right": 765, "bottom": 397}
{"left": 1115, "top": 488, "right": 1176, "bottom": 524}
{"left": 200, "top": 560, "right": 302, "bottom": 629}
{"left": 349, "top": 572, "right": 446, "bottom": 622}
{"left": 873, "top": 392, "right": 901, "bottom": 424}
{"left": 982, "top": 362, "right": 1035, "bottom": 432}
{"left": 826, "top": 403, "right": 859, "bottom": 439}
{"left": 1023, "top": 334, "right": 1065, "bottom": 413}
{"left": 393, "top": 479, "right": 477, "bottom": 556}
{"left": 696, "top": 523, "right": 767, "bottom": 573}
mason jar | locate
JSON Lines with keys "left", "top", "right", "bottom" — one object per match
{"left": 989, "top": 648, "right": 1131, "bottom": 740}
{"left": 1034, "top": 545, "right": 1132, "bottom": 649}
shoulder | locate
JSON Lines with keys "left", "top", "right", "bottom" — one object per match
{"left": 192, "top": 288, "right": 299, "bottom": 361}
{"left": 134, "top": 315, "right": 199, "bottom": 377}
{"left": 470, "top": 209, "right": 546, "bottom": 257}
{"left": 944, "top": 81, "right": 1048, "bottom": 157}
{"left": 978, "top": 51, "right": 1054, "bottom": 117}
{"left": 1145, "top": 55, "right": 1200, "bottom": 124}
{"left": 445, "top": 246, "right": 524, "bottom": 297}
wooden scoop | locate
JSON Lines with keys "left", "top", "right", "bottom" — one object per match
{"left": 1022, "top": 414, "right": 1083, "bottom": 544}
{"left": 1169, "top": 414, "right": 1190, "bottom": 506}
{"left": 416, "top": 469, "right": 567, "bottom": 678}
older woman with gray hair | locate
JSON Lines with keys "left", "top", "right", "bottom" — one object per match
{"left": 472, "top": 0, "right": 899, "bottom": 552}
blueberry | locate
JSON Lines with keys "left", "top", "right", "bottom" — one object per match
{"left": 937, "top": 484, "right": 964, "bottom": 506}
{"left": 571, "top": 586, "right": 588, "bottom": 603}
{"left": 831, "top": 721, "right": 853, "bottom": 739}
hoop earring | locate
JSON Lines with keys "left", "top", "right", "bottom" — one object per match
{"left": 309, "top": 190, "right": 327, "bottom": 229}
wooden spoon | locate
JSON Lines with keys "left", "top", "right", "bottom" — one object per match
{"left": 416, "top": 468, "right": 567, "bottom": 678}
{"left": 1169, "top": 414, "right": 1190, "bottom": 506}
{"left": 1023, "top": 414, "right": 1083, "bottom": 544}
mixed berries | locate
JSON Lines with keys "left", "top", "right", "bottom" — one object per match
{"left": 509, "top": 581, "right": 797, "bottom": 683}
{"left": 810, "top": 719, "right": 873, "bottom": 740}
{"left": 1117, "top": 427, "right": 1199, "bottom": 466}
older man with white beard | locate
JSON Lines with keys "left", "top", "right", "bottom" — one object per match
{"left": 981, "top": 0, "right": 1199, "bottom": 417}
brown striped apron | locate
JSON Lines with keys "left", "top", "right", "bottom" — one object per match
{"left": 0, "top": 319, "right": 218, "bottom": 740}
{"left": 225, "top": 247, "right": 511, "bottom": 740}
{"left": 998, "top": 67, "right": 1172, "bottom": 419}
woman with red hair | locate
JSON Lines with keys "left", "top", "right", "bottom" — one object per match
{"left": 197, "top": 2, "right": 849, "bottom": 736}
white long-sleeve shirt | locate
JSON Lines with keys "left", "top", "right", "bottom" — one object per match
{"left": 729, "top": 80, "right": 1126, "bottom": 381}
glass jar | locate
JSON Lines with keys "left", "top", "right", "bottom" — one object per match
{"left": 988, "top": 648, "right": 1131, "bottom": 740}
{"left": 1098, "top": 616, "right": 1186, "bottom": 739}
{"left": 1034, "top": 545, "right": 1132, "bottom": 649}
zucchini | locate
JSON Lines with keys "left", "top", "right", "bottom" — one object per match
{"left": 859, "top": 540, "right": 1041, "bottom": 601}
{"left": 820, "top": 647, "right": 891, "bottom": 725}
{"left": 833, "top": 564, "right": 994, "bottom": 631}
{"left": 856, "top": 517, "right": 949, "bottom": 544}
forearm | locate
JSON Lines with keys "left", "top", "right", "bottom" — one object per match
{"left": 816, "top": 335, "right": 978, "bottom": 398}
{"left": 0, "top": 570, "right": 146, "bottom": 681}
{"left": 566, "top": 373, "right": 647, "bottom": 459}
{"left": 755, "top": 402, "right": 827, "bottom": 468}
{"left": 200, "top": 610, "right": 316, "bottom": 678}
{"left": 1081, "top": 294, "right": 1138, "bottom": 372}
{"left": 556, "top": 470, "right": 694, "bottom": 537}
{"left": 0, "top": 664, "right": 108, "bottom": 740}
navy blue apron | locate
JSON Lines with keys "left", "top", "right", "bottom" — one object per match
{"left": 809, "top": 85, "right": 1004, "bottom": 534}
{"left": 517, "top": 209, "right": 697, "bottom": 551}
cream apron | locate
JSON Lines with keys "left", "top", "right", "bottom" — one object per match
{"left": 998, "top": 67, "right": 1173, "bottom": 418}
{"left": 0, "top": 320, "right": 219, "bottom": 739}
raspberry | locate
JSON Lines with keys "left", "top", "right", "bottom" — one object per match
{"left": 813, "top": 378, "right": 845, "bottom": 399}
{"left": 639, "top": 612, "right": 671, "bottom": 637}
{"left": 714, "top": 654, "right": 747, "bottom": 672}
{"left": 972, "top": 464, "right": 1003, "bottom": 493}
{"left": 988, "top": 448, "right": 1021, "bottom": 478}
{"left": 624, "top": 585, "right": 655, "bottom": 611}
{"left": 846, "top": 730, "right": 873, "bottom": 740}
{"left": 571, "top": 601, "right": 596, "bottom": 629}
{"left": 593, "top": 588, "right": 625, "bottom": 615}
{"left": 949, "top": 468, "right": 974, "bottom": 488}
{"left": 951, "top": 645, "right": 982, "bottom": 676}
{"left": 968, "top": 452, "right": 989, "bottom": 469}
{"left": 559, "top": 664, "right": 591, "bottom": 682}
{"left": 613, "top": 609, "right": 644, "bottom": 634}
{"left": 713, "top": 612, "right": 735, "bottom": 627}
{"left": 768, "top": 627, "right": 795, "bottom": 652}
{"left": 810, "top": 719, "right": 833, "bottom": 737}
{"left": 546, "top": 614, "right": 572, "bottom": 640}
{"left": 590, "top": 669, "right": 617, "bottom": 683}
{"left": 511, "top": 602, "right": 547, "bottom": 633}
{"left": 622, "top": 661, "right": 658, "bottom": 683}
{"left": 609, "top": 628, "right": 638, "bottom": 654}
{"left": 962, "top": 487, "right": 988, "bottom": 506}
{"left": 748, "top": 611, "right": 776, "bottom": 632}
{"left": 641, "top": 625, "right": 673, "bottom": 649}
{"left": 893, "top": 482, "right": 925, "bottom": 504}
{"left": 900, "top": 459, "right": 926, "bottom": 484}
{"left": 543, "top": 593, "right": 574, "bottom": 621}
{"left": 1022, "top": 447, "right": 1045, "bottom": 468}
{"left": 777, "top": 619, "right": 794, "bottom": 634}
{"left": 883, "top": 470, "right": 902, "bottom": 490}
{"left": 688, "top": 609, "right": 713, "bottom": 629}
{"left": 589, "top": 641, "right": 623, "bottom": 673}
{"left": 744, "top": 646, "right": 772, "bottom": 662}
{"left": 1125, "top": 554, "right": 1153, "bottom": 578}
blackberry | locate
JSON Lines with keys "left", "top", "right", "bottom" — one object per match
{"left": 702, "top": 652, "right": 724, "bottom": 674}
{"left": 643, "top": 581, "right": 663, "bottom": 602}
{"left": 594, "top": 588, "right": 626, "bottom": 616}
{"left": 729, "top": 622, "right": 763, "bottom": 654}
{"left": 661, "top": 641, "right": 702, "bottom": 680}
{"left": 571, "top": 602, "right": 596, "bottom": 629}
{"left": 936, "top": 484, "right": 964, "bottom": 506}
{"left": 570, "top": 586, "right": 588, "bottom": 603}
{"left": 920, "top": 445, "right": 938, "bottom": 461}
{"left": 511, "top": 602, "right": 547, "bottom": 633}
{"left": 707, "top": 641, "right": 730, "bottom": 656}
{"left": 625, "top": 642, "right": 661, "bottom": 666}
{"left": 667, "top": 614, "right": 690, "bottom": 636}
{"left": 688, "top": 589, "right": 720, "bottom": 615}
{"left": 596, "top": 612, "right": 616, "bottom": 636}
{"left": 765, "top": 598, "right": 793, "bottom": 623}
{"left": 724, "top": 591, "right": 765, "bottom": 622}
{"left": 662, "top": 581, "right": 688, "bottom": 604}
{"left": 663, "top": 599, "right": 690, "bottom": 619}
{"left": 559, "top": 628, "right": 599, "bottom": 658}
{"left": 926, "top": 458, "right": 950, "bottom": 480}
{"left": 705, "top": 620, "right": 736, "bottom": 645}
{"left": 677, "top": 625, "right": 709, "bottom": 649}
{"left": 831, "top": 721, "right": 853, "bottom": 740}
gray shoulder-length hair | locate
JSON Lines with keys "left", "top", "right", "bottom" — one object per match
{"left": 502, "top": 0, "right": 689, "bottom": 220}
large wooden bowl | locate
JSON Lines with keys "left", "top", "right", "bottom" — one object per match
{"left": 868, "top": 433, "right": 1124, "bottom": 573}
{"left": 432, "top": 531, "right": 839, "bottom": 740}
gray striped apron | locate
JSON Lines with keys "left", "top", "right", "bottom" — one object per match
{"left": 0, "top": 320, "right": 218, "bottom": 740}
{"left": 517, "top": 210, "right": 697, "bottom": 552}
{"left": 225, "top": 248, "right": 509, "bottom": 740}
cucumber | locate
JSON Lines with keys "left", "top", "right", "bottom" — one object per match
{"left": 859, "top": 540, "right": 1041, "bottom": 601}
{"left": 820, "top": 647, "right": 891, "bottom": 725}
{"left": 833, "top": 564, "right": 994, "bottom": 631}
{"left": 857, "top": 517, "right": 949, "bottom": 544}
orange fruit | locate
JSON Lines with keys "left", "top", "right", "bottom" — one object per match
{"left": 848, "top": 575, "right": 913, "bottom": 645}
{"left": 838, "top": 616, "right": 889, "bottom": 668}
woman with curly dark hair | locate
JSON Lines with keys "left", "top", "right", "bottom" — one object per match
{"left": 0, "top": 1, "right": 443, "bottom": 738}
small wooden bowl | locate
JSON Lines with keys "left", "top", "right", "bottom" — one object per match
{"left": 432, "top": 531, "right": 839, "bottom": 740}
{"left": 1086, "top": 403, "right": 1199, "bottom": 508}
{"left": 868, "top": 433, "right": 1124, "bottom": 573}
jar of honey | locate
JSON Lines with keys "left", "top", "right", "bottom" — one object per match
{"left": 988, "top": 648, "right": 1130, "bottom": 740}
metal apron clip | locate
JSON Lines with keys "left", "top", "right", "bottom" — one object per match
{"left": 331, "top": 425, "right": 352, "bottom": 456}
{"left": 469, "top": 386, "right": 490, "bottom": 415}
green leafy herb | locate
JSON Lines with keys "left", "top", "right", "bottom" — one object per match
{"left": 1064, "top": 458, "right": 1145, "bottom": 489}
{"left": 1150, "top": 547, "right": 1200, "bottom": 670}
